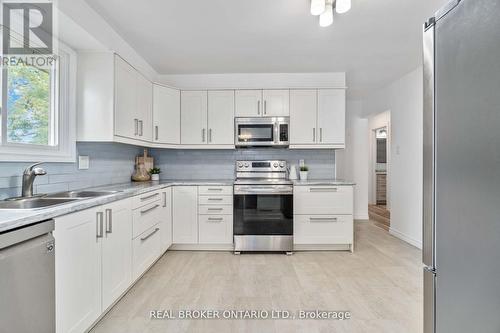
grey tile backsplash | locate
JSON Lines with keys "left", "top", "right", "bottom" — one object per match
{"left": 0, "top": 144, "right": 336, "bottom": 199}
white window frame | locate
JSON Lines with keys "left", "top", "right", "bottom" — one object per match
{"left": 0, "top": 41, "right": 77, "bottom": 162}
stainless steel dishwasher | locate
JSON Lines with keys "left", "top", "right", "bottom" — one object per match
{"left": 0, "top": 219, "right": 55, "bottom": 333}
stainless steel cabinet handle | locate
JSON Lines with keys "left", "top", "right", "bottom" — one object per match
{"left": 257, "top": 100, "right": 261, "bottom": 115}
{"left": 138, "top": 120, "right": 143, "bottom": 136}
{"left": 140, "top": 192, "right": 159, "bottom": 201}
{"left": 207, "top": 188, "right": 223, "bottom": 191}
{"left": 208, "top": 217, "right": 223, "bottom": 221}
{"left": 140, "top": 204, "right": 160, "bottom": 215}
{"left": 105, "top": 208, "right": 112, "bottom": 234}
{"left": 313, "top": 128, "right": 316, "bottom": 142}
{"left": 96, "top": 212, "right": 104, "bottom": 238}
{"left": 155, "top": 125, "right": 159, "bottom": 141}
{"left": 207, "top": 208, "right": 223, "bottom": 211}
{"left": 202, "top": 128, "right": 206, "bottom": 142}
{"left": 264, "top": 100, "right": 267, "bottom": 115}
{"left": 207, "top": 198, "right": 223, "bottom": 201}
{"left": 209, "top": 129, "right": 212, "bottom": 143}
{"left": 320, "top": 128, "right": 323, "bottom": 142}
{"left": 140, "top": 227, "right": 159, "bottom": 241}
{"left": 309, "top": 217, "right": 338, "bottom": 222}
{"left": 134, "top": 119, "right": 139, "bottom": 136}
{"left": 163, "top": 192, "right": 167, "bottom": 207}
{"left": 309, "top": 187, "right": 338, "bottom": 192}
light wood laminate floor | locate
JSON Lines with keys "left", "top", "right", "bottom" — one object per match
{"left": 90, "top": 221, "right": 422, "bottom": 333}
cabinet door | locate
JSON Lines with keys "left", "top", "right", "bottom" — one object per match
{"left": 207, "top": 90, "right": 234, "bottom": 145}
{"left": 172, "top": 186, "right": 198, "bottom": 243}
{"left": 181, "top": 91, "right": 208, "bottom": 144}
{"left": 317, "top": 89, "right": 345, "bottom": 145}
{"left": 114, "top": 56, "right": 138, "bottom": 139}
{"left": 235, "top": 90, "right": 262, "bottom": 117}
{"left": 136, "top": 74, "right": 153, "bottom": 141}
{"left": 262, "top": 89, "right": 290, "bottom": 117}
{"left": 54, "top": 208, "right": 101, "bottom": 333}
{"left": 160, "top": 188, "right": 173, "bottom": 252}
{"left": 101, "top": 199, "right": 132, "bottom": 310}
{"left": 199, "top": 215, "right": 233, "bottom": 244}
{"left": 290, "top": 90, "right": 318, "bottom": 144}
{"left": 153, "top": 85, "right": 180, "bottom": 144}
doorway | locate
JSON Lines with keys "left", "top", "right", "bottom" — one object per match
{"left": 369, "top": 126, "right": 391, "bottom": 230}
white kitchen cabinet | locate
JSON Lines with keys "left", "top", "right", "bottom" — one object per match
{"left": 181, "top": 91, "right": 208, "bottom": 145}
{"left": 101, "top": 199, "right": 133, "bottom": 310}
{"left": 153, "top": 85, "right": 180, "bottom": 144}
{"left": 160, "top": 187, "right": 173, "bottom": 252}
{"left": 136, "top": 74, "right": 153, "bottom": 141}
{"left": 262, "top": 89, "right": 289, "bottom": 116}
{"left": 294, "top": 215, "right": 353, "bottom": 245}
{"left": 114, "top": 56, "right": 138, "bottom": 140}
{"left": 289, "top": 89, "right": 346, "bottom": 148}
{"left": 172, "top": 186, "right": 199, "bottom": 243}
{"left": 235, "top": 90, "right": 262, "bottom": 117}
{"left": 55, "top": 208, "right": 102, "bottom": 333}
{"left": 294, "top": 185, "right": 353, "bottom": 215}
{"left": 207, "top": 91, "right": 234, "bottom": 145}
{"left": 198, "top": 215, "right": 233, "bottom": 244}
{"left": 132, "top": 224, "right": 162, "bottom": 280}
{"left": 317, "top": 89, "right": 345, "bottom": 145}
{"left": 290, "top": 90, "right": 318, "bottom": 145}
{"left": 197, "top": 186, "right": 233, "bottom": 245}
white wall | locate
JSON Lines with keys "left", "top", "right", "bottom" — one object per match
{"left": 362, "top": 67, "right": 424, "bottom": 248}
{"left": 336, "top": 101, "right": 369, "bottom": 220}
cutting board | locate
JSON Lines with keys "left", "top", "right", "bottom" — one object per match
{"left": 137, "top": 148, "right": 154, "bottom": 172}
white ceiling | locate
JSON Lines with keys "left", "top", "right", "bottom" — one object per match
{"left": 84, "top": 0, "right": 448, "bottom": 99}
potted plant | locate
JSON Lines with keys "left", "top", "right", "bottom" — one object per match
{"left": 149, "top": 167, "right": 161, "bottom": 181}
{"left": 299, "top": 166, "right": 309, "bottom": 180}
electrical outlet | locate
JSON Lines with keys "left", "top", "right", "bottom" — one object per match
{"left": 299, "top": 159, "right": 305, "bottom": 167}
{"left": 78, "top": 155, "right": 90, "bottom": 170}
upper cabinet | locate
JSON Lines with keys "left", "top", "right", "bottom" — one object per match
{"left": 181, "top": 90, "right": 234, "bottom": 148}
{"left": 153, "top": 85, "right": 180, "bottom": 144}
{"left": 235, "top": 90, "right": 289, "bottom": 117}
{"left": 289, "top": 89, "right": 345, "bottom": 149}
{"left": 77, "top": 53, "right": 152, "bottom": 144}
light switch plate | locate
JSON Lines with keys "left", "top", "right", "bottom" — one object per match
{"left": 78, "top": 155, "right": 90, "bottom": 170}
{"left": 299, "top": 159, "right": 305, "bottom": 167}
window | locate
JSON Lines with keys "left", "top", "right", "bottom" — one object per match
{"left": 0, "top": 43, "right": 76, "bottom": 162}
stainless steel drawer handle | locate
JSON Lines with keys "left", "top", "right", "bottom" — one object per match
{"left": 163, "top": 192, "right": 167, "bottom": 208}
{"left": 208, "top": 217, "right": 223, "bottom": 221}
{"left": 309, "top": 217, "right": 338, "bottom": 222}
{"left": 96, "top": 212, "right": 104, "bottom": 238}
{"left": 105, "top": 208, "right": 113, "bottom": 234}
{"left": 141, "top": 204, "right": 160, "bottom": 215}
{"left": 140, "top": 227, "right": 159, "bottom": 241}
{"left": 207, "top": 208, "right": 223, "bottom": 211}
{"left": 207, "top": 188, "right": 223, "bottom": 191}
{"left": 140, "top": 193, "right": 159, "bottom": 201}
{"left": 309, "top": 188, "right": 338, "bottom": 192}
{"left": 134, "top": 119, "right": 139, "bottom": 136}
{"left": 207, "top": 198, "right": 223, "bottom": 201}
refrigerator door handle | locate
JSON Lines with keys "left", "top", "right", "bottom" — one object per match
{"left": 423, "top": 20, "right": 436, "bottom": 269}
{"left": 423, "top": 267, "right": 436, "bottom": 333}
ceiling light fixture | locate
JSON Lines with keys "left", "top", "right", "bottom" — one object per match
{"left": 319, "top": 0, "right": 334, "bottom": 27}
{"left": 335, "top": 0, "right": 351, "bottom": 14}
{"left": 310, "top": 0, "right": 326, "bottom": 16}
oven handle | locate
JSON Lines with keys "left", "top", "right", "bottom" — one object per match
{"left": 234, "top": 186, "right": 293, "bottom": 195}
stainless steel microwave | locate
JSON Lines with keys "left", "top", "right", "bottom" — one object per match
{"left": 235, "top": 117, "right": 289, "bottom": 147}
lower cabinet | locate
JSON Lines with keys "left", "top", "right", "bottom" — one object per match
{"left": 160, "top": 187, "right": 173, "bottom": 252}
{"left": 172, "top": 186, "right": 199, "bottom": 244}
{"left": 132, "top": 224, "right": 161, "bottom": 280}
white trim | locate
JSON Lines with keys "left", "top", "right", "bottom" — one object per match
{"left": 293, "top": 244, "right": 351, "bottom": 251}
{"left": 0, "top": 42, "right": 77, "bottom": 162}
{"left": 170, "top": 244, "right": 234, "bottom": 251}
{"left": 389, "top": 227, "right": 422, "bottom": 249}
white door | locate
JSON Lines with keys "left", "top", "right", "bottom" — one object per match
{"left": 262, "top": 89, "right": 290, "bottom": 117}
{"left": 207, "top": 90, "right": 234, "bottom": 145}
{"left": 172, "top": 186, "right": 198, "bottom": 244}
{"left": 317, "top": 89, "right": 346, "bottom": 145}
{"left": 290, "top": 90, "right": 318, "bottom": 145}
{"left": 101, "top": 199, "right": 133, "bottom": 310}
{"left": 114, "top": 56, "right": 138, "bottom": 139}
{"left": 136, "top": 74, "right": 153, "bottom": 141}
{"left": 181, "top": 91, "right": 208, "bottom": 144}
{"left": 160, "top": 188, "right": 173, "bottom": 252}
{"left": 235, "top": 90, "right": 262, "bottom": 117}
{"left": 54, "top": 208, "right": 102, "bottom": 333}
{"left": 153, "top": 85, "right": 180, "bottom": 144}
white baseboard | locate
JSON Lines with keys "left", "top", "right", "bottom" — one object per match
{"left": 354, "top": 213, "right": 369, "bottom": 220}
{"left": 389, "top": 227, "right": 422, "bottom": 249}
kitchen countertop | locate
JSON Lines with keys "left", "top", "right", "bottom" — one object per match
{"left": 0, "top": 179, "right": 233, "bottom": 233}
{"left": 0, "top": 178, "right": 354, "bottom": 233}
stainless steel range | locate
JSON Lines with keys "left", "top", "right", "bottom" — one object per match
{"left": 233, "top": 160, "right": 293, "bottom": 254}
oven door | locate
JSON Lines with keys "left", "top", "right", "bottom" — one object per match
{"left": 235, "top": 118, "right": 275, "bottom": 147}
{"left": 233, "top": 186, "right": 293, "bottom": 236}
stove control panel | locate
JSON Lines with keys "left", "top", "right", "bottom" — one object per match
{"left": 236, "top": 160, "right": 287, "bottom": 172}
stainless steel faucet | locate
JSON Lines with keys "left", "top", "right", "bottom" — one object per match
{"left": 22, "top": 162, "right": 47, "bottom": 197}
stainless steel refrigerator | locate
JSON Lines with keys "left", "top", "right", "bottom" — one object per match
{"left": 423, "top": 0, "right": 500, "bottom": 332}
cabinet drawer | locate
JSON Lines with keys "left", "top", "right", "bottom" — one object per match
{"left": 294, "top": 215, "right": 353, "bottom": 245}
{"left": 294, "top": 186, "right": 353, "bottom": 215}
{"left": 132, "top": 191, "right": 161, "bottom": 209}
{"left": 199, "top": 205, "right": 233, "bottom": 215}
{"left": 198, "top": 186, "right": 233, "bottom": 196}
{"left": 132, "top": 201, "right": 162, "bottom": 238}
{"left": 132, "top": 224, "right": 161, "bottom": 280}
{"left": 198, "top": 215, "right": 233, "bottom": 244}
{"left": 198, "top": 195, "right": 232, "bottom": 205}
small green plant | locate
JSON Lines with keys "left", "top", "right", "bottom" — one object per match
{"left": 300, "top": 166, "right": 309, "bottom": 172}
{"left": 149, "top": 167, "right": 161, "bottom": 175}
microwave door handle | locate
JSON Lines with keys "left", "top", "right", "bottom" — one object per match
{"left": 274, "top": 122, "right": 279, "bottom": 144}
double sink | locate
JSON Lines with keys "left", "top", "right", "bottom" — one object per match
{"left": 0, "top": 190, "right": 120, "bottom": 210}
